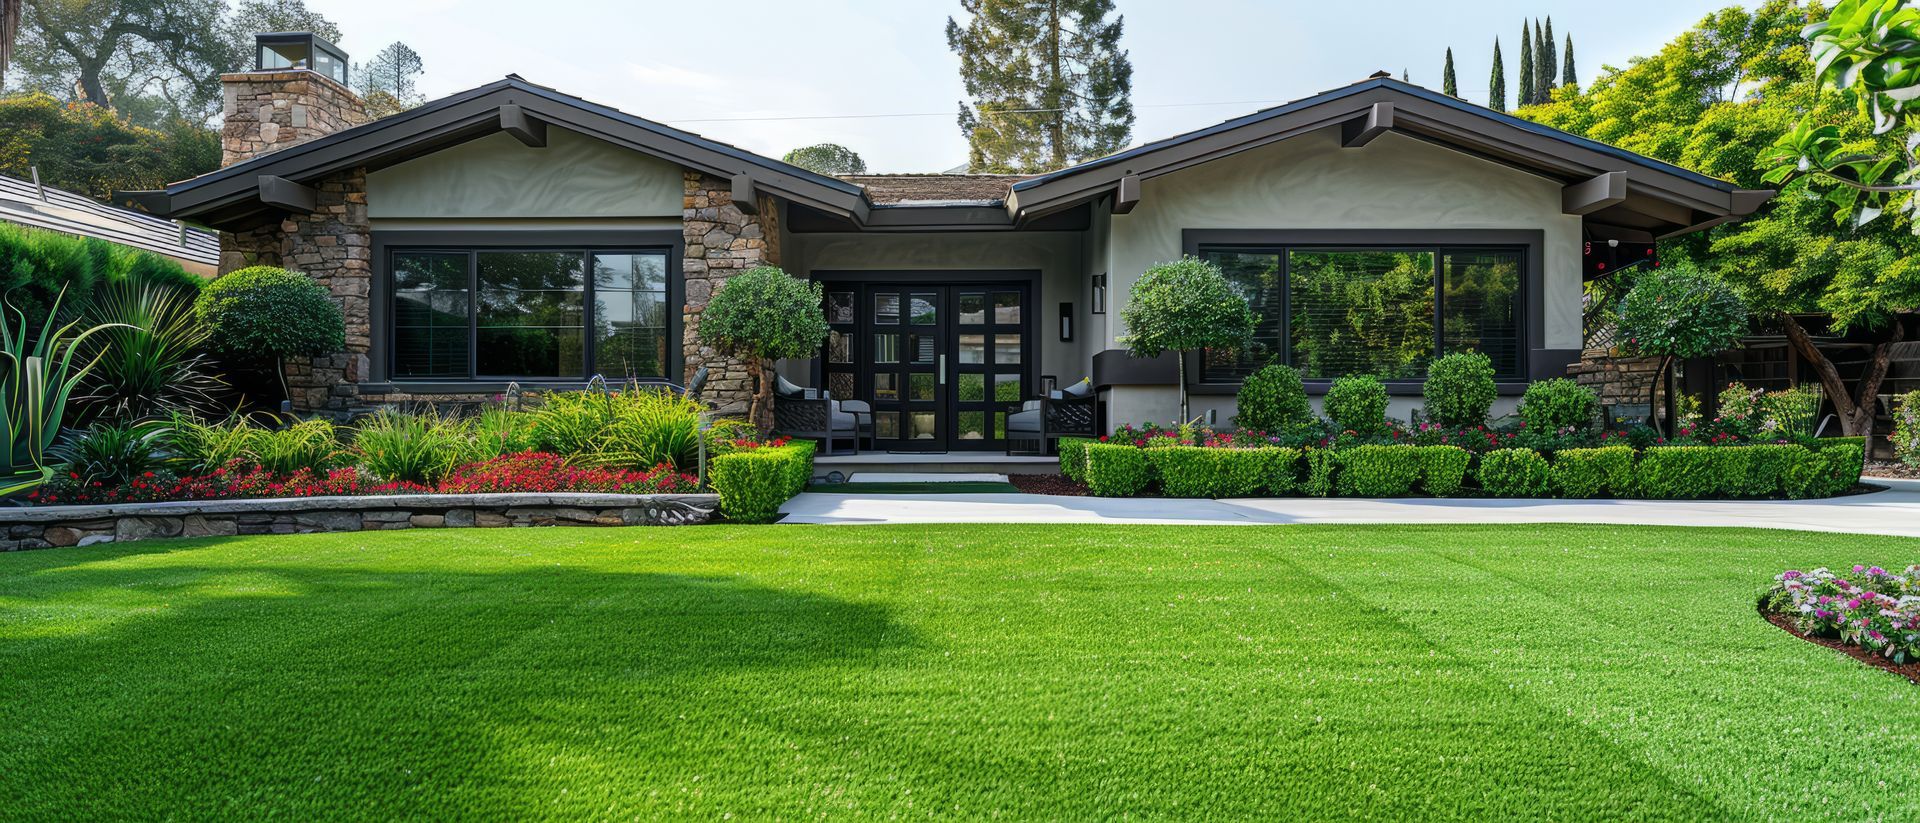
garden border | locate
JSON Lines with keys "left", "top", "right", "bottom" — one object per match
{"left": 0, "top": 492, "right": 719, "bottom": 550}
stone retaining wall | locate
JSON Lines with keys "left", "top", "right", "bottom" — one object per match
{"left": 0, "top": 493, "right": 719, "bottom": 551}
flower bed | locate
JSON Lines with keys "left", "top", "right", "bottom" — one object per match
{"left": 1062, "top": 436, "right": 1867, "bottom": 500}
{"left": 1762, "top": 565, "right": 1920, "bottom": 681}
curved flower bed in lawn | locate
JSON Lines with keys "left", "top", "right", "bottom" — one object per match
{"left": 1761, "top": 565, "right": 1920, "bottom": 683}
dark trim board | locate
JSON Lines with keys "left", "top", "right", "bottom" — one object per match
{"left": 369, "top": 228, "right": 685, "bottom": 388}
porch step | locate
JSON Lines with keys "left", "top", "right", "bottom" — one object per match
{"left": 812, "top": 452, "right": 1058, "bottom": 478}
{"left": 848, "top": 472, "right": 1010, "bottom": 484}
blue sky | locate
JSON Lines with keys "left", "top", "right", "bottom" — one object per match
{"left": 313, "top": 0, "right": 1758, "bottom": 172}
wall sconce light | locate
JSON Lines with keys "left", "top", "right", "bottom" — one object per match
{"left": 1059, "top": 302, "right": 1073, "bottom": 342}
{"left": 1090, "top": 274, "right": 1107, "bottom": 314}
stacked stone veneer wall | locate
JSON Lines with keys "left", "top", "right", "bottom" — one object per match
{"left": 219, "top": 70, "right": 369, "bottom": 167}
{"left": 682, "top": 171, "right": 781, "bottom": 417}
{"left": 0, "top": 493, "right": 719, "bottom": 551}
{"left": 1567, "top": 348, "right": 1670, "bottom": 409}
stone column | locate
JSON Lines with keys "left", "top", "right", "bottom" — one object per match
{"left": 681, "top": 171, "right": 780, "bottom": 417}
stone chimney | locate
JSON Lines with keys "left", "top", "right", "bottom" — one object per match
{"left": 219, "top": 58, "right": 368, "bottom": 166}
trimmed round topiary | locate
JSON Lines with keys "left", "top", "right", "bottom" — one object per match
{"left": 1518, "top": 377, "right": 1598, "bottom": 432}
{"left": 1324, "top": 374, "right": 1389, "bottom": 436}
{"left": 195, "top": 266, "right": 345, "bottom": 361}
{"left": 1423, "top": 351, "right": 1497, "bottom": 427}
{"left": 1234, "top": 363, "right": 1313, "bottom": 434}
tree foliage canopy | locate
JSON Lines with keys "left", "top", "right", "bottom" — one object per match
{"left": 0, "top": 92, "right": 217, "bottom": 201}
{"left": 781, "top": 144, "right": 867, "bottom": 176}
{"left": 1120, "top": 258, "right": 1257, "bottom": 360}
{"left": 946, "top": 0, "right": 1133, "bottom": 173}
{"left": 1618, "top": 266, "right": 1750, "bottom": 361}
{"left": 194, "top": 266, "right": 345, "bottom": 361}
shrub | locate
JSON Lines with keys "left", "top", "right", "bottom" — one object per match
{"left": 1235, "top": 364, "right": 1314, "bottom": 435}
{"left": 164, "top": 413, "right": 266, "bottom": 474}
{"left": 195, "top": 266, "right": 345, "bottom": 367}
{"left": 1058, "top": 436, "right": 1096, "bottom": 483}
{"left": 250, "top": 419, "right": 344, "bottom": 477}
{"left": 1302, "top": 448, "right": 1338, "bottom": 497}
{"left": 1549, "top": 447, "right": 1635, "bottom": 498}
{"left": 529, "top": 387, "right": 703, "bottom": 470}
{"left": 164, "top": 415, "right": 344, "bottom": 478}
{"left": 1415, "top": 445, "right": 1471, "bottom": 496}
{"left": 1790, "top": 439, "right": 1864, "bottom": 499}
{"left": 1893, "top": 390, "right": 1920, "bottom": 468}
{"left": 1764, "top": 565, "right": 1920, "bottom": 665}
{"left": 78, "top": 278, "right": 221, "bottom": 423}
{"left": 704, "top": 418, "right": 761, "bottom": 456}
{"left": 1336, "top": 445, "right": 1422, "bottom": 497}
{"left": 1324, "top": 374, "right": 1389, "bottom": 436}
{"left": 1738, "top": 444, "right": 1800, "bottom": 498}
{"left": 1478, "top": 448, "right": 1550, "bottom": 497}
{"left": 1264, "top": 447, "right": 1303, "bottom": 495}
{"left": 709, "top": 446, "right": 811, "bottom": 523}
{"left": 1220, "top": 448, "right": 1279, "bottom": 497}
{"left": 51, "top": 421, "right": 171, "bottom": 486}
{"left": 1518, "top": 378, "right": 1598, "bottom": 432}
{"left": 470, "top": 409, "right": 538, "bottom": 461}
{"left": 697, "top": 266, "right": 831, "bottom": 431}
{"left": 1710, "top": 446, "right": 1754, "bottom": 498}
{"left": 1635, "top": 447, "right": 1715, "bottom": 499}
{"left": 352, "top": 409, "right": 474, "bottom": 485}
{"left": 1085, "top": 443, "right": 1153, "bottom": 497}
{"left": 0, "top": 290, "right": 121, "bottom": 495}
{"left": 1761, "top": 385, "right": 1822, "bottom": 439}
{"left": 1149, "top": 447, "right": 1219, "bottom": 497}
{"left": 1423, "top": 352, "right": 1497, "bottom": 428}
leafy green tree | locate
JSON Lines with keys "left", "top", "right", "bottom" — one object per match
{"left": 1518, "top": 21, "right": 1535, "bottom": 110}
{"left": 781, "top": 144, "right": 868, "bottom": 175}
{"left": 698, "top": 266, "right": 831, "bottom": 433}
{"left": 1489, "top": 38, "right": 1507, "bottom": 112}
{"left": 1618, "top": 266, "right": 1750, "bottom": 433}
{"left": 0, "top": 93, "right": 217, "bottom": 201}
{"left": 1120, "top": 257, "right": 1257, "bottom": 423}
{"left": 194, "top": 266, "right": 345, "bottom": 407}
{"left": 1443, "top": 48, "right": 1458, "bottom": 97}
{"left": 946, "top": 0, "right": 1133, "bottom": 173}
{"left": 224, "top": 0, "right": 340, "bottom": 71}
{"left": 354, "top": 42, "right": 426, "bottom": 119}
{"left": 13, "top": 0, "right": 231, "bottom": 125}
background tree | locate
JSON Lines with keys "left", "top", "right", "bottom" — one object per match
{"left": 1536, "top": 18, "right": 1556, "bottom": 102}
{"left": 354, "top": 41, "right": 425, "bottom": 119}
{"left": 0, "top": 93, "right": 216, "bottom": 200}
{"left": 1563, "top": 34, "right": 1578, "bottom": 91}
{"left": 946, "top": 0, "right": 1133, "bottom": 173}
{"left": 12, "top": 0, "right": 232, "bottom": 126}
{"left": 698, "top": 266, "right": 831, "bottom": 433}
{"left": 223, "top": 0, "right": 339, "bottom": 71}
{"left": 1521, "top": 0, "right": 1915, "bottom": 437}
{"left": 1618, "top": 266, "right": 1749, "bottom": 433}
{"left": 1489, "top": 38, "right": 1507, "bottom": 112}
{"left": 1518, "top": 21, "right": 1535, "bottom": 110}
{"left": 1120, "top": 257, "right": 1256, "bottom": 423}
{"left": 781, "top": 143, "right": 868, "bottom": 175}
{"left": 1443, "top": 48, "right": 1457, "bottom": 97}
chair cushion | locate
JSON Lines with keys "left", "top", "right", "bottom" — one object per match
{"left": 1006, "top": 408, "right": 1042, "bottom": 433}
{"left": 1060, "top": 378, "right": 1094, "bottom": 399}
{"left": 775, "top": 374, "right": 818, "bottom": 400}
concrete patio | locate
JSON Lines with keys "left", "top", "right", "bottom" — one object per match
{"left": 780, "top": 478, "right": 1920, "bottom": 536}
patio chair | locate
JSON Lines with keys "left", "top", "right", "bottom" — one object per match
{"left": 1006, "top": 378, "right": 1098, "bottom": 456}
{"left": 771, "top": 374, "right": 870, "bottom": 455}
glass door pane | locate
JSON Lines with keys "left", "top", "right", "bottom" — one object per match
{"left": 951, "top": 284, "right": 1028, "bottom": 451}
{"left": 867, "top": 285, "right": 943, "bottom": 451}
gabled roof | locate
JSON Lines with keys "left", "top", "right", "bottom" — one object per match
{"left": 0, "top": 173, "right": 218, "bottom": 271}
{"left": 841, "top": 173, "right": 1034, "bottom": 206}
{"left": 1007, "top": 76, "right": 1772, "bottom": 239}
{"left": 138, "top": 76, "right": 874, "bottom": 231}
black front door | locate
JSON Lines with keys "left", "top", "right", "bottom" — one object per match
{"left": 819, "top": 278, "right": 1033, "bottom": 452}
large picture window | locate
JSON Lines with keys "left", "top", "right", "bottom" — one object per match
{"left": 387, "top": 248, "right": 671, "bottom": 381}
{"left": 1201, "top": 246, "right": 1522, "bottom": 383}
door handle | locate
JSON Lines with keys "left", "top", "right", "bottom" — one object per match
{"left": 938, "top": 355, "right": 947, "bottom": 385}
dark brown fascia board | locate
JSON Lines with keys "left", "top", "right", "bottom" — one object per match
{"left": 1009, "top": 84, "right": 1754, "bottom": 231}
{"left": 256, "top": 175, "right": 316, "bottom": 212}
{"left": 160, "top": 80, "right": 872, "bottom": 226}
{"left": 1562, "top": 171, "right": 1627, "bottom": 215}
{"left": 497, "top": 104, "right": 547, "bottom": 147}
{"left": 1340, "top": 102, "right": 1394, "bottom": 148}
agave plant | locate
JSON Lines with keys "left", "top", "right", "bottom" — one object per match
{"left": 79, "top": 279, "right": 224, "bottom": 423}
{"left": 0, "top": 290, "right": 123, "bottom": 496}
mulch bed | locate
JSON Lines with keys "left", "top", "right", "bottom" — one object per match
{"left": 1865, "top": 459, "right": 1920, "bottom": 481}
{"left": 1761, "top": 609, "right": 1920, "bottom": 684}
{"left": 1009, "top": 474, "right": 1090, "bottom": 496}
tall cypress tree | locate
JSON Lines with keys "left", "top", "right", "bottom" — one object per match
{"left": 1489, "top": 38, "right": 1506, "bottom": 112}
{"left": 1540, "top": 17, "right": 1557, "bottom": 95}
{"left": 1443, "top": 47, "right": 1458, "bottom": 97}
{"left": 947, "top": 0, "right": 1134, "bottom": 173}
{"left": 1563, "top": 34, "right": 1578, "bottom": 91}
{"left": 1517, "top": 21, "right": 1534, "bottom": 109}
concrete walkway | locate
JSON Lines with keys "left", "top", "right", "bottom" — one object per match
{"left": 779, "top": 478, "right": 1920, "bottom": 536}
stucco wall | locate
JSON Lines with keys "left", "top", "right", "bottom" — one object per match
{"left": 366, "top": 129, "right": 683, "bottom": 219}
{"left": 1103, "top": 127, "right": 1582, "bottom": 427}
{"left": 781, "top": 231, "right": 1086, "bottom": 384}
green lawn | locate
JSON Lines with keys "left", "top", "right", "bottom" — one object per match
{"left": 2, "top": 524, "right": 1916, "bottom": 820}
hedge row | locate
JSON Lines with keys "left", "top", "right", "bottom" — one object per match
{"left": 708, "top": 440, "right": 816, "bottom": 523}
{"left": 1069, "top": 438, "right": 1865, "bottom": 500}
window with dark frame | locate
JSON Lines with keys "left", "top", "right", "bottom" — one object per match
{"left": 388, "top": 248, "right": 672, "bottom": 381}
{"left": 1199, "top": 246, "right": 1523, "bottom": 384}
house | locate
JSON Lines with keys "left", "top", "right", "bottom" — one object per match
{"left": 132, "top": 35, "right": 1770, "bottom": 451}
{"left": 0, "top": 172, "right": 219, "bottom": 275}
